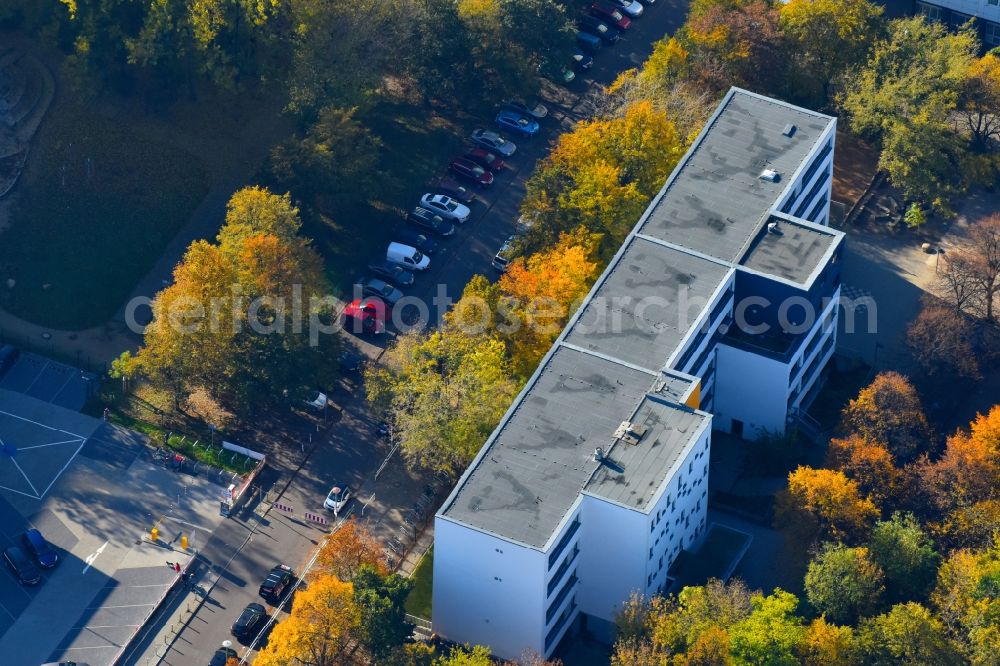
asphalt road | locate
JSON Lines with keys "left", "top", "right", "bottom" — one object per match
{"left": 134, "top": 3, "right": 693, "bottom": 663}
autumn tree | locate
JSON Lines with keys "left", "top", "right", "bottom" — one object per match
{"left": 867, "top": 513, "right": 940, "bottom": 604}
{"left": 135, "top": 186, "right": 334, "bottom": 412}
{"left": 315, "top": 518, "right": 386, "bottom": 581}
{"left": 917, "top": 406, "right": 1000, "bottom": 517}
{"left": 365, "top": 327, "right": 519, "bottom": 472}
{"left": 727, "top": 589, "right": 806, "bottom": 666}
{"left": 838, "top": 17, "right": 979, "bottom": 212}
{"left": 965, "top": 214, "right": 1000, "bottom": 322}
{"left": 681, "top": 0, "right": 786, "bottom": 93}
{"left": 906, "top": 296, "right": 982, "bottom": 379}
{"left": 961, "top": 53, "right": 1000, "bottom": 152}
{"left": 255, "top": 574, "right": 359, "bottom": 666}
{"left": 826, "top": 434, "right": 901, "bottom": 507}
{"left": 840, "top": 372, "right": 934, "bottom": 462}
{"left": 800, "top": 617, "right": 859, "bottom": 666}
{"left": 857, "top": 602, "right": 965, "bottom": 665}
{"left": 436, "top": 645, "right": 495, "bottom": 665}
{"left": 778, "top": 0, "right": 884, "bottom": 105}
{"left": 804, "top": 543, "right": 885, "bottom": 624}
{"left": 776, "top": 466, "right": 879, "bottom": 545}
{"left": 931, "top": 538, "right": 1000, "bottom": 665}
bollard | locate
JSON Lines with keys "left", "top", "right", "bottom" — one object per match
{"left": 151, "top": 526, "right": 159, "bottom": 543}
{"left": 181, "top": 534, "right": 188, "bottom": 550}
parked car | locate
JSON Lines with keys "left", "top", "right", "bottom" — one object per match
{"left": 342, "top": 297, "right": 387, "bottom": 335}
{"left": 591, "top": 2, "right": 631, "bottom": 29}
{"left": 21, "top": 528, "right": 58, "bottom": 568}
{"left": 573, "top": 50, "right": 594, "bottom": 71}
{"left": 610, "top": 0, "right": 644, "bottom": 16}
{"left": 492, "top": 236, "right": 522, "bottom": 272}
{"left": 259, "top": 564, "right": 294, "bottom": 601}
{"left": 470, "top": 129, "right": 517, "bottom": 157}
{"left": 323, "top": 484, "right": 353, "bottom": 514}
{"left": 0, "top": 344, "right": 18, "bottom": 377}
{"left": 393, "top": 230, "right": 440, "bottom": 255}
{"left": 464, "top": 148, "right": 504, "bottom": 173}
{"left": 339, "top": 349, "right": 365, "bottom": 373}
{"left": 3, "top": 546, "right": 41, "bottom": 585}
{"left": 209, "top": 647, "right": 238, "bottom": 666}
{"left": 495, "top": 110, "right": 540, "bottom": 137}
{"left": 448, "top": 157, "right": 495, "bottom": 187}
{"left": 576, "top": 31, "right": 603, "bottom": 53}
{"left": 358, "top": 277, "right": 404, "bottom": 306}
{"left": 367, "top": 260, "right": 415, "bottom": 287}
{"left": 231, "top": 602, "right": 267, "bottom": 642}
{"left": 503, "top": 100, "right": 548, "bottom": 120}
{"left": 637, "top": 0, "right": 656, "bottom": 5}
{"left": 559, "top": 66, "right": 576, "bottom": 84}
{"left": 431, "top": 177, "right": 477, "bottom": 204}
{"left": 420, "top": 193, "right": 471, "bottom": 222}
{"left": 407, "top": 206, "right": 456, "bottom": 236}
{"left": 578, "top": 15, "right": 621, "bottom": 43}
{"left": 386, "top": 242, "right": 431, "bottom": 271}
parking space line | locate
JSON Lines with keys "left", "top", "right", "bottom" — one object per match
{"left": 39, "top": 440, "right": 87, "bottom": 499}
{"left": 22, "top": 360, "right": 50, "bottom": 394}
{"left": 10, "top": 459, "right": 39, "bottom": 497}
{"left": 0, "top": 409, "right": 89, "bottom": 440}
{"left": 48, "top": 372, "right": 78, "bottom": 405}
{"left": 79, "top": 624, "right": 141, "bottom": 629}
{"left": 18, "top": 438, "right": 84, "bottom": 450}
{"left": 0, "top": 483, "right": 41, "bottom": 500}
{"left": 85, "top": 603, "right": 155, "bottom": 610}
{"left": 0, "top": 598, "right": 17, "bottom": 622}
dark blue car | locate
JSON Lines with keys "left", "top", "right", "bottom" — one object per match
{"left": 22, "top": 528, "right": 58, "bottom": 568}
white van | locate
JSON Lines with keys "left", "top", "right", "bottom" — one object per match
{"left": 386, "top": 242, "right": 431, "bottom": 271}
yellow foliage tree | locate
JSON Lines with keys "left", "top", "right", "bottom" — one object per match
{"left": 776, "top": 466, "right": 879, "bottom": 544}
{"left": 255, "top": 574, "right": 359, "bottom": 666}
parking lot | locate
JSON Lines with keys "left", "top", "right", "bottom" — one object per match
{"left": 0, "top": 350, "right": 96, "bottom": 411}
{"left": 0, "top": 388, "right": 228, "bottom": 665}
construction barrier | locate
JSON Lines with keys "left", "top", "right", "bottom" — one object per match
{"left": 304, "top": 512, "right": 329, "bottom": 525}
{"left": 273, "top": 502, "right": 294, "bottom": 513}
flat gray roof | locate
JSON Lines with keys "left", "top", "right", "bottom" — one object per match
{"left": 563, "top": 237, "right": 730, "bottom": 372}
{"left": 584, "top": 397, "right": 708, "bottom": 510}
{"left": 439, "top": 89, "right": 835, "bottom": 549}
{"left": 639, "top": 92, "right": 834, "bottom": 263}
{"left": 740, "top": 216, "right": 837, "bottom": 285}
{"left": 442, "top": 346, "right": 658, "bottom": 548}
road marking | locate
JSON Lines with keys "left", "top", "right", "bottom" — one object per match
{"left": 83, "top": 540, "right": 109, "bottom": 574}
{"left": 18, "top": 438, "right": 85, "bottom": 450}
{"left": 0, "top": 408, "right": 89, "bottom": 440}
{"left": 40, "top": 439, "right": 87, "bottom": 499}
{"left": 11, "top": 458, "right": 39, "bottom": 497}
{"left": 85, "top": 602, "right": 155, "bottom": 610}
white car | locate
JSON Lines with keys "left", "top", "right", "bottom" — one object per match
{"left": 611, "top": 0, "right": 644, "bottom": 17}
{"left": 504, "top": 100, "right": 548, "bottom": 120}
{"left": 419, "top": 194, "right": 471, "bottom": 223}
{"left": 470, "top": 129, "right": 517, "bottom": 157}
{"left": 492, "top": 235, "right": 521, "bottom": 272}
{"left": 323, "top": 484, "right": 352, "bottom": 514}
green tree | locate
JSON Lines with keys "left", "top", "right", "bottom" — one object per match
{"left": 858, "top": 602, "right": 965, "bottom": 665}
{"left": 352, "top": 565, "right": 413, "bottom": 659}
{"left": 779, "top": 0, "right": 884, "bottom": 105}
{"left": 435, "top": 645, "right": 494, "bottom": 666}
{"left": 931, "top": 539, "right": 1000, "bottom": 665}
{"left": 867, "top": 513, "right": 940, "bottom": 603}
{"left": 904, "top": 202, "right": 927, "bottom": 229}
{"left": 728, "top": 589, "right": 806, "bottom": 666}
{"left": 804, "top": 543, "right": 885, "bottom": 624}
{"left": 838, "top": 17, "right": 979, "bottom": 212}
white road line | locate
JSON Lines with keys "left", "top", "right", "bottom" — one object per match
{"left": 17, "top": 438, "right": 85, "bottom": 450}
{"left": 82, "top": 540, "right": 109, "bottom": 574}
{"left": 126, "top": 583, "right": 172, "bottom": 588}
{"left": 40, "top": 439, "right": 88, "bottom": 499}
{"left": 0, "top": 599, "right": 17, "bottom": 622}
{"left": 61, "top": 645, "right": 120, "bottom": 650}
{"left": 0, "top": 408, "right": 89, "bottom": 440}
{"left": 48, "top": 371, "right": 78, "bottom": 404}
{"left": 11, "top": 458, "right": 39, "bottom": 497}
{"left": 80, "top": 624, "right": 141, "bottom": 629}
{"left": 85, "top": 603, "right": 155, "bottom": 610}
{"left": 0, "top": 483, "right": 41, "bottom": 500}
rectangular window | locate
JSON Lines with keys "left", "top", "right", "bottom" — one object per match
{"left": 548, "top": 519, "right": 581, "bottom": 568}
{"left": 798, "top": 140, "right": 833, "bottom": 193}
{"left": 794, "top": 167, "right": 831, "bottom": 217}
{"left": 547, "top": 547, "right": 579, "bottom": 596}
{"left": 985, "top": 21, "right": 1000, "bottom": 46}
{"left": 547, "top": 574, "right": 579, "bottom": 624}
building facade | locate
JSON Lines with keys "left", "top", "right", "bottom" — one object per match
{"left": 915, "top": 0, "right": 1000, "bottom": 48}
{"left": 433, "top": 89, "right": 843, "bottom": 660}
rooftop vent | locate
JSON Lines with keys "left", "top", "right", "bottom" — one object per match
{"left": 614, "top": 421, "right": 649, "bottom": 445}
{"left": 593, "top": 447, "right": 605, "bottom": 462}
{"left": 759, "top": 169, "right": 780, "bottom": 183}
{"left": 767, "top": 221, "right": 783, "bottom": 235}
{"left": 782, "top": 123, "right": 797, "bottom": 137}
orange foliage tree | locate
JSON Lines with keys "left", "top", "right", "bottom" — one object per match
{"left": 776, "top": 466, "right": 879, "bottom": 545}
{"left": 827, "top": 434, "right": 901, "bottom": 507}
{"left": 315, "top": 518, "right": 387, "bottom": 581}
{"left": 841, "top": 372, "right": 934, "bottom": 462}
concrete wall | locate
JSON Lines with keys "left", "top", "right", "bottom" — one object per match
{"left": 575, "top": 497, "right": 647, "bottom": 623}
{"left": 713, "top": 343, "right": 791, "bottom": 435}
{"left": 433, "top": 518, "right": 547, "bottom": 660}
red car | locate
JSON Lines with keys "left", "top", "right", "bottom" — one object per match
{"left": 342, "top": 297, "right": 387, "bottom": 335}
{"left": 448, "top": 157, "right": 494, "bottom": 187}
{"left": 464, "top": 148, "right": 504, "bottom": 173}
{"left": 590, "top": 2, "right": 631, "bottom": 29}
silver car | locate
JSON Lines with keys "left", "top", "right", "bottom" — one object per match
{"left": 358, "top": 277, "right": 403, "bottom": 305}
{"left": 420, "top": 193, "right": 471, "bottom": 223}
{"left": 470, "top": 129, "right": 517, "bottom": 157}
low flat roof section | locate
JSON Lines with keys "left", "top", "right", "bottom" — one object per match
{"left": 639, "top": 91, "right": 834, "bottom": 263}
{"left": 563, "top": 237, "right": 730, "bottom": 372}
{"left": 584, "top": 397, "right": 709, "bottom": 510}
{"left": 739, "top": 216, "right": 837, "bottom": 285}
{"left": 441, "top": 346, "right": 658, "bottom": 548}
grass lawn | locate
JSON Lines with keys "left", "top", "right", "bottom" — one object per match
{"left": 0, "top": 95, "right": 209, "bottom": 329}
{"left": 405, "top": 546, "right": 433, "bottom": 620}
{"left": 303, "top": 101, "right": 472, "bottom": 294}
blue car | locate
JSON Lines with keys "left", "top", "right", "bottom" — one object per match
{"left": 495, "top": 110, "right": 540, "bottom": 137}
